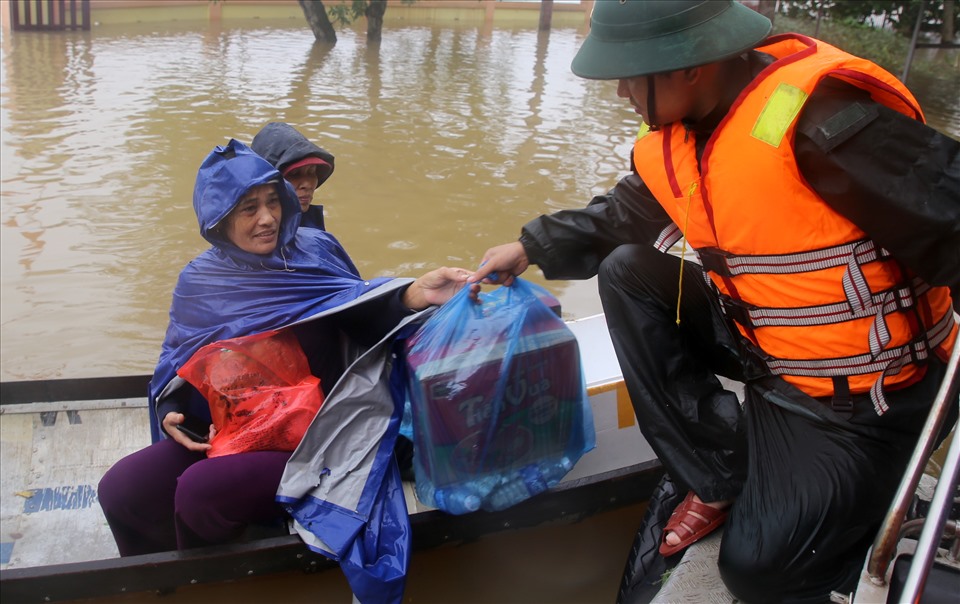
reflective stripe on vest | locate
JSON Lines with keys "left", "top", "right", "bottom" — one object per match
{"left": 762, "top": 310, "right": 955, "bottom": 415}
{"left": 654, "top": 223, "right": 683, "bottom": 253}
{"left": 717, "top": 278, "right": 928, "bottom": 329}
{"left": 632, "top": 33, "right": 957, "bottom": 414}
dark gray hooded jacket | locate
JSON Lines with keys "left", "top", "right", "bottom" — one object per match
{"left": 251, "top": 122, "right": 336, "bottom": 230}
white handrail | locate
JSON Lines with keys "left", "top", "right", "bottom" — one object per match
{"left": 866, "top": 321, "right": 960, "bottom": 586}
{"left": 902, "top": 407, "right": 960, "bottom": 601}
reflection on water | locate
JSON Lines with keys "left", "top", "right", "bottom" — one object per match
{"left": 905, "top": 67, "right": 960, "bottom": 136}
{"left": 0, "top": 20, "right": 630, "bottom": 380}
{"left": 0, "top": 20, "right": 957, "bottom": 381}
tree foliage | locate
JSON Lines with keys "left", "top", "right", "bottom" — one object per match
{"left": 778, "top": 0, "right": 958, "bottom": 40}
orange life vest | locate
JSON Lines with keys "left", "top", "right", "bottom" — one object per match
{"left": 633, "top": 33, "right": 956, "bottom": 415}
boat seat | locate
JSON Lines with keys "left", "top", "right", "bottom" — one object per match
{"left": 237, "top": 517, "right": 290, "bottom": 543}
{"left": 887, "top": 553, "right": 960, "bottom": 603}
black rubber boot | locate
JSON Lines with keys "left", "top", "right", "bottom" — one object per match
{"left": 617, "top": 473, "right": 684, "bottom": 604}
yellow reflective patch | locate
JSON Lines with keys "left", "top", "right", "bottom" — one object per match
{"left": 636, "top": 122, "right": 651, "bottom": 140}
{"left": 751, "top": 83, "right": 809, "bottom": 147}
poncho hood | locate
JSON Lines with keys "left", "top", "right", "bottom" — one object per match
{"left": 193, "top": 138, "right": 302, "bottom": 259}
{"left": 150, "top": 140, "right": 393, "bottom": 427}
{"left": 149, "top": 139, "right": 417, "bottom": 604}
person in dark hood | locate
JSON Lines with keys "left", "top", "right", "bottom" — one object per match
{"left": 98, "top": 139, "right": 473, "bottom": 556}
{"left": 252, "top": 121, "right": 426, "bottom": 478}
{"left": 251, "top": 122, "right": 334, "bottom": 230}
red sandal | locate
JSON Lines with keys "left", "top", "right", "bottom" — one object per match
{"left": 659, "top": 491, "right": 729, "bottom": 557}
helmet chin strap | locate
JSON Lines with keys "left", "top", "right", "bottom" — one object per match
{"left": 646, "top": 75, "right": 660, "bottom": 131}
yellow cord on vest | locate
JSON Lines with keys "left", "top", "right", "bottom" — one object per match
{"left": 676, "top": 180, "right": 698, "bottom": 326}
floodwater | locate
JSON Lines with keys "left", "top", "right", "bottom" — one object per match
{"left": 1, "top": 14, "right": 958, "bottom": 604}
{"left": 1, "top": 19, "right": 958, "bottom": 382}
{"left": 0, "top": 18, "right": 632, "bottom": 382}
{"left": 0, "top": 17, "right": 643, "bottom": 604}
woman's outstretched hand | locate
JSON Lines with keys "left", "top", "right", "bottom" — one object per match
{"left": 403, "top": 267, "right": 480, "bottom": 310}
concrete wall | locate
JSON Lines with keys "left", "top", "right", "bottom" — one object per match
{"left": 2, "top": 1, "right": 593, "bottom": 30}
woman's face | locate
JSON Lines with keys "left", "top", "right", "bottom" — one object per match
{"left": 222, "top": 184, "right": 282, "bottom": 255}
{"left": 285, "top": 164, "right": 319, "bottom": 213}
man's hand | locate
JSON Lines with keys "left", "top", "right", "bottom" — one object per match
{"left": 468, "top": 241, "right": 530, "bottom": 286}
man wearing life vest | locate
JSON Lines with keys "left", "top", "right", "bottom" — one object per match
{"left": 470, "top": 1, "right": 959, "bottom": 601}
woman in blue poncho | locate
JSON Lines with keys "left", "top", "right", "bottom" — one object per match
{"left": 98, "top": 140, "right": 472, "bottom": 556}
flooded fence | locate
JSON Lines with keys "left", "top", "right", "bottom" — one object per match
{"left": 8, "top": 0, "right": 91, "bottom": 31}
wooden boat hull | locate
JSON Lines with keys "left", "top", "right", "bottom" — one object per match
{"left": 1, "top": 314, "right": 662, "bottom": 603}
{"left": 1, "top": 462, "right": 662, "bottom": 603}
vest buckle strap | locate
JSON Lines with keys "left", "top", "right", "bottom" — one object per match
{"left": 843, "top": 241, "right": 874, "bottom": 314}
{"left": 699, "top": 238, "right": 887, "bottom": 278}
{"left": 763, "top": 308, "right": 953, "bottom": 377}
{"left": 715, "top": 282, "right": 918, "bottom": 330}
{"left": 697, "top": 247, "right": 734, "bottom": 277}
{"left": 868, "top": 350, "right": 910, "bottom": 416}
{"left": 868, "top": 340, "right": 926, "bottom": 416}
{"left": 765, "top": 341, "right": 922, "bottom": 378}
{"left": 866, "top": 285, "right": 922, "bottom": 358}
{"left": 830, "top": 376, "right": 853, "bottom": 415}
{"left": 762, "top": 311, "right": 955, "bottom": 414}
{"left": 840, "top": 241, "right": 895, "bottom": 314}
{"left": 868, "top": 289, "right": 897, "bottom": 357}
{"left": 717, "top": 295, "right": 756, "bottom": 327}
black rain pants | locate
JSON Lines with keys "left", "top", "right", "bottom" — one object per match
{"left": 597, "top": 244, "right": 954, "bottom": 603}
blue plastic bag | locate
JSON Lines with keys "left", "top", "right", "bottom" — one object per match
{"left": 403, "top": 278, "right": 595, "bottom": 514}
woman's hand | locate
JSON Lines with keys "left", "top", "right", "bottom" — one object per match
{"left": 402, "top": 267, "right": 479, "bottom": 310}
{"left": 468, "top": 241, "right": 529, "bottom": 287}
{"left": 162, "top": 412, "right": 214, "bottom": 453}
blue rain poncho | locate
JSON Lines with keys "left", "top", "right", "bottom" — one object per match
{"left": 148, "top": 139, "right": 415, "bottom": 603}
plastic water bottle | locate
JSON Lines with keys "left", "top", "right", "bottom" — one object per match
{"left": 416, "top": 479, "right": 482, "bottom": 515}
{"left": 412, "top": 458, "right": 478, "bottom": 514}
{"left": 486, "top": 456, "right": 573, "bottom": 511}
{"left": 418, "top": 473, "right": 513, "bottom": 515}
{"left": 435, "top": 487, "right": 482, "bottom": 515}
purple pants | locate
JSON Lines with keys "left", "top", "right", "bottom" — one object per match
{"left": 98, "top": 438, "right": 292, "bottom": 556}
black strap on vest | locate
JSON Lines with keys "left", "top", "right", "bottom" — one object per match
{"left": 831, "top": 376, "right": 853, "bottom": 415}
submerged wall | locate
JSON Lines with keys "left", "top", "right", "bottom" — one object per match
{"left": 1, "top": 1, "right": 593, "bottom": 30}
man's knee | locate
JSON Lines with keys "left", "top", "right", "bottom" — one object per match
{"left": 599, "top": 244, "right": 649, "bottom": 286}
{"left": 718, "top": 545, "right": 784, "bottom": 602}
{"left": 599, "top": 243, "right": 682, "bottom": 300}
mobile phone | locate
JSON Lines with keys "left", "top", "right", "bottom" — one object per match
{"left": 175, "top": 415, "right": 210, "bottom": 443}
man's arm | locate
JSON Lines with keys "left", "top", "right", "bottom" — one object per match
{"left": 519, "top": 172, "right": 673, "bottom": 280}
{"left": 796, "top": 80, "right": 960, "bottom": 290}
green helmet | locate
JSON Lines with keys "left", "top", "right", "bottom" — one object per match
{"left": 571, "top": 0, "right": 772, "bottom": 80}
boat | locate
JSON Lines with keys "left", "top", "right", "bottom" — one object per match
{"left": 5, "top": 309, "right": 956, "bottom": 604}
{"left": 0, "top": 313, "right": 665, "bottom": 603}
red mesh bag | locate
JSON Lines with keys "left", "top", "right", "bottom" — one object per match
{"left": 177, "top": 328, "right": 324, "bottom": 458}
